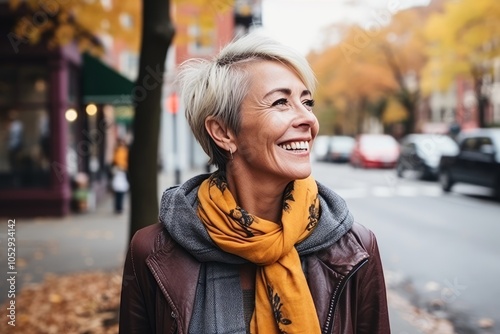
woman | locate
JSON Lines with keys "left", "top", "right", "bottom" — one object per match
{"left": 119, "top": 32, "right": 390, "bottom": 334}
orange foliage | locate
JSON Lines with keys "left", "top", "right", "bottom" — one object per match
{"left": 309, "top": 6, "right": 432, "bottom": 132}
{"left": 421, "top": 0, "right": 500, "bottom": 94}
{"left": 8, "top": 0, "right": 233, "bottom": 55}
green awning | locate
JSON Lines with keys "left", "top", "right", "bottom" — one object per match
{"left": 82, "top": 53, "right": 134, "bottom": 105}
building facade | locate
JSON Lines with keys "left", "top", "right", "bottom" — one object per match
{"left": 0, "top": 5, "right": 133, "bottom": 217}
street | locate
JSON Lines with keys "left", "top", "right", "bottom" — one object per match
{"left": 1, "top": 165, "right": 499, "bottom": 333}
{"left": 312, "top": 161, "right": 500, "bottom": 334}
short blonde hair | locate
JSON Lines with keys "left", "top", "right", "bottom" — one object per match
{"left": 177, "top": 31, "right": 316, "bottom": 170}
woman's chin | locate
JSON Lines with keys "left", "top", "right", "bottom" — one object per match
{"left": 281, "top": 166, "right": 312, "bottom": 181}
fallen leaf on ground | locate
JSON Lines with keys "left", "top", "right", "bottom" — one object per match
{"left": 0, "top": 270, "right": 123, "bottom": 334}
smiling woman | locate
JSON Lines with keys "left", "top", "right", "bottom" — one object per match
{"left": 119, "top": 32, "right": 391, "bottom": 334}
{"left": 220, "top": 60, "right": 318, "bottom": 192}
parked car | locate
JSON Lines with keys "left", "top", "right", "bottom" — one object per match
{"left": 312, "top": 135, "right": 331, "bottom": 161}
{"left": 439, "top": 128, "right": 500, "bottom": 199}
{"left": 327, "top": 136, "right": 356, "bottom": 163}
{"left": 397, "top": 134, "right": 459, "bottom": 180}
{"left": 350, "top": 134, "right": 400, "bottom": 168}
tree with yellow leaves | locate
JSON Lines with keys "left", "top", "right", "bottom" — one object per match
{"left": 7, "top": 0, "right": 141, "bottom": 55}
{"left": 310, "top": 5, "right": 433, "bottom": 136}
{"left": 309, "top": 24, "right": 398, "bottom": 135}
{"left": 421, "top": 0, "right": 500, "bottom": 128}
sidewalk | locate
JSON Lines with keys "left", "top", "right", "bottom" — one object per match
{"left": 0, "top": 168, "right": 440, "bottom": 333}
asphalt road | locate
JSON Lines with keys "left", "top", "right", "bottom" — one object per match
{"left": 313, "top": 161, "right": 500, "bottom": 334}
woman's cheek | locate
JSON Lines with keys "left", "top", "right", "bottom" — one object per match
{"left": 312, "top": 117, "right": 320, "bottom": 137}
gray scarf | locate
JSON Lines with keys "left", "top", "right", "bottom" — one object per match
{"left": 159, "top": 174, "right": 354, "bottom": 334}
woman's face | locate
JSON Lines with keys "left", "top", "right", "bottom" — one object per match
{"left": 232, "top": 60, "right": 319, "bottom": 183}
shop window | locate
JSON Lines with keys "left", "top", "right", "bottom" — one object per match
{"left": 0, "top": 108, "right": 51, "bottom": 188}
{"left": 19, "top": 66, "right": 49, "bottom": 104}
{"left": 0, "top": 68, "right": 15, "bottom": 105}
{"left": 0, "top": 65, "right": 50, "bottom": 189}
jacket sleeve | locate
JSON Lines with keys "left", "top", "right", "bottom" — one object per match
{"left": 355, "top": 228, "right": 391, "bottom": 334}
{"left": 119, "top": 231, "right": 154, "bottom": 334}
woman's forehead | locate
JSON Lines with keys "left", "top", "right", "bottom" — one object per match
{"left": 246, "top": 61, "right": 308, "bottom": 95}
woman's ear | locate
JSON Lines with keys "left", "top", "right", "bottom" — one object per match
{"left": 205, "top": 116, "right": 235, "bottom": 152}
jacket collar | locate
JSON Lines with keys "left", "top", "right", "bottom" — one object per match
{"left": 145, "top": 231, "right": 201, "bottom": 334}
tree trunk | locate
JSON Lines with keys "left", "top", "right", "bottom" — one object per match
{"left": 398, "top": 89, "right": 418, "bottom": 135}
{"left": 356, "top": 98, "right": 367, "bottom": 134}
{"left": 379, "top": 45, "right": 415, "bottom": 136}
{"left": 475, "top": 78, "right": 487, "bottom": 128}
{"left": 128, "top": 0, "right": 175, "bottom": 242}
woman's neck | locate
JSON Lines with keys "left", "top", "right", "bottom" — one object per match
{"left": 224, "top": 168, "right": 288, "bottom": 222}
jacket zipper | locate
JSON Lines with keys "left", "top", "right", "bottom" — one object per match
{"left": 322, "top": 258, "right": 369, "bottom": 334}
{"left": 147, "top": 259, "right": 181, "bottom": 333}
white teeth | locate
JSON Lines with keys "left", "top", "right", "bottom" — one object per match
{"left": 278, "top": 141, "right": 309, "bottom": 151}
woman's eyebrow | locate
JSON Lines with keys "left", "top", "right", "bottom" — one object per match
{"left": 263, "top": 88, "right": 311, "bottom": 99}
{"left": 301, "top": 89, "right": 312, "bottom": 98}
{"left": 263, "top": 88, "right": 291, "bottom": 99}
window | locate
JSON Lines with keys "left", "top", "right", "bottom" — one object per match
{"left": 188, "top": 24, "right": 215, "bottom": 56}
{"left": 478, "top": 137, "right": 493, "bottom": 146}
{"left": 461, "top": 138, "right": 478, "bottom": 152}
{"left": 0, "top": 64, "right": 51, "bottom": 189}
{"left": 462, "top": 136, "right": 495, "bottom": 154}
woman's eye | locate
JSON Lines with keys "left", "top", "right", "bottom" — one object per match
{"left": 272, "top": 98, "right": 288, "bottom": 107}
{"left": 303, "top": 99, "right": 315, "bottom": 108}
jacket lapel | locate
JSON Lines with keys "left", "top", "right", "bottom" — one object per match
{"left": 146, "top": 238, "right": 201, "bottom": 334}
{"left": 306, "top": 230, "right": 370, "bottom": 327}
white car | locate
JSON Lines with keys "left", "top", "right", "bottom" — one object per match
{"left": 312, "top": 135, "right": 331, "bottom": 161}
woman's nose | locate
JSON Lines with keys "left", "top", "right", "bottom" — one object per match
{"left": 294, "top": 102, "right": 317, "bottom": 128}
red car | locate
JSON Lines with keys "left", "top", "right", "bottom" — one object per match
{"left": 350, "top": 134, "right": 400, "bottom": 168}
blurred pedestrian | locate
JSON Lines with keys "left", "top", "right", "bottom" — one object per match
{"left": 119, "top": 32, "right": 390, "bottom": 333}
{"left": 6, "top": 110, "right": 23, "bottom": 186}
{"left": 111, "top": 138, "right": 129, "bottom": 214}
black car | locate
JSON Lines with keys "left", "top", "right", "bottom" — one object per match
{"left": 439, "top": 128, "right": 500, "bottom": 199}
{"left": 397, "top": 134, "right": 459, "bottom": 180}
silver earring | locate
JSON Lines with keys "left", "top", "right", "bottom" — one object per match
{"left": 229, "top": 148, "right": 233, "bottom": 160}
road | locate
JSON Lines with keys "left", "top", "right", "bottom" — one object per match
{"left": 312, "top": 161, "right": 500, "bottom": 334}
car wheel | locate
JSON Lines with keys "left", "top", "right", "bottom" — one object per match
{"left": 439, "top": 170, "right": 454, "bottom": 192}
{"left": 418, "top": 165, "right": 429, "bottom": 180}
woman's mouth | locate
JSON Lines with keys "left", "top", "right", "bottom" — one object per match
{"left": 277, "top": 141, "right": 309, "bottom": 152}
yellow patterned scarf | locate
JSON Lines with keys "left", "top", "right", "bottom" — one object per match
{"left": 197, "top": 172, "right": 321, "bottom": 334}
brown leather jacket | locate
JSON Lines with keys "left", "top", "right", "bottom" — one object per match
{"left": 119, "top": 222, "right": 390, "bottom": 334}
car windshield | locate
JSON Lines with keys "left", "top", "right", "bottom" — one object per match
{"left": 361, "top": 135, "right": 397, "bottom": 149}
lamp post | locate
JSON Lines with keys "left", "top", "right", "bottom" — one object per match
{"left": 167, "top": 93, "right": 181, "bottom": 184}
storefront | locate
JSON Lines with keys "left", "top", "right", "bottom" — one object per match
{"left": 0, "top": 9, "right": 133, "bottom": 217}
